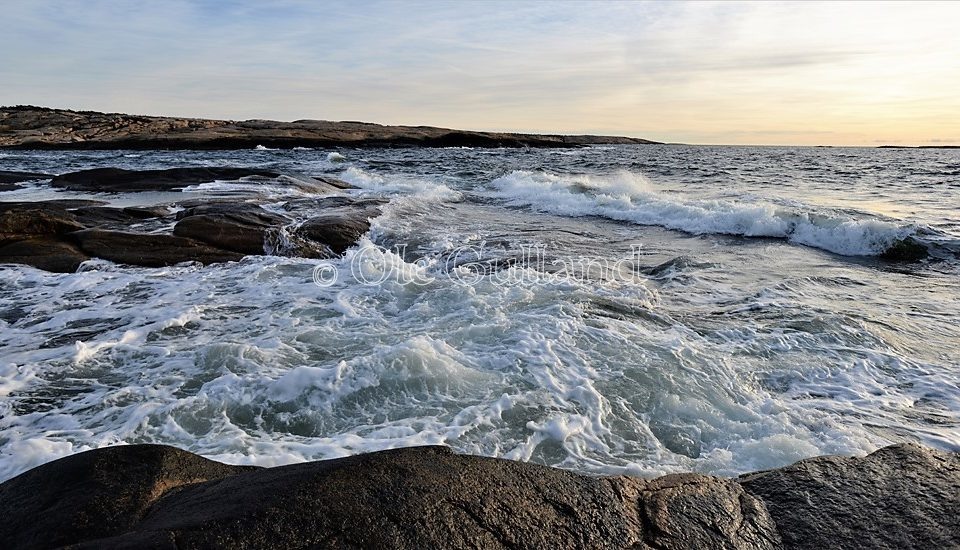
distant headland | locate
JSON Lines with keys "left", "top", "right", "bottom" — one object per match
{"left": 0, "top": 106, "right": 661, "bottom": 150}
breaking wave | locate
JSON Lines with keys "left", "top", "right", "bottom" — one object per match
{"left": 489, "top": 170, "right": 931, "bottom": 257}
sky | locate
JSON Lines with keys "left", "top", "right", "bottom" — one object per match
{"left": 1, "top": 0, "right": 958, "bottom": 146}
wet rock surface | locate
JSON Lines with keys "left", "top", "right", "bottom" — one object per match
{"left": 0, "top": 443, "right": 952, "bottom": 550}
{"left": 297, "top": 214, "right": 374, "bottom": 255}
{"left": 49, "top": 167, "right": 286, "bottom": 192}
{"left": 0, "top": 170, "right": 51, "bottom": 184}
{"left": 173, "top": 203, "right": 292, "bottom": 255}
{"left": 69, "top": 229, "right": 246, "bottom": 267}
{"left": 0, "top": 445, "right": 253, "bottom": 550}
{"left": 0, "top": 445, "right": 775, "bottom": 550}
{"left": 0, "top": 203, "right": 86, "bottom": 243}
{"left": 0, "top": 237, "right": 89, "bottom": 272}
{"left": 0, "top": 199, "right": 108, "bottom": 211}
{"left": 0, "top": 167, "right": 379, "bottom": 272}
{"left": 1, "top": 106, "right": 661, "bottom": 149}
{"left": 740, "top": 443, "right": 960, "bottom": 550}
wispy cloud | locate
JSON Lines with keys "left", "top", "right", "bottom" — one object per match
{"left": 1, "top": 1, "right": 958, "bottom": 145}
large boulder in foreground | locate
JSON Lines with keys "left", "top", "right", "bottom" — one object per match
{"left": 0, "top": 445, "right": 252, "bottom": 550}
{"left": 0, "top": 445, "right": 780, "bottom": 550}
{"left": 740, "top": 443, "right": 960, "bottom": 550}
{"left": 1, "top": 443, "right": 955, "bottom": 550}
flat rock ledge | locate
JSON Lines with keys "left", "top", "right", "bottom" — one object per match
{"left": 0, "top": 443, "right": 954, "bottom": 550}
{"left": 0, "top": 170, "right": 51, "bottom": 190}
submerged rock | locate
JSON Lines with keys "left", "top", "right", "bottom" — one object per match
{"left": 0, "top": 442, "right": 954, "bottom": 549}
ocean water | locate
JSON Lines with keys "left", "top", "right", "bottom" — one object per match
{"left": 1, "top": 145, "right": 958, "bottom": 481}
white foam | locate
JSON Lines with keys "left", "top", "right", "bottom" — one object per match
{"left": 181, "top": 176, "right": 324, "bottom": 201}
{"left": 489, "top": 170, "right": 917, "bottom": 256}
{"left": 0, "top": 230, "right": 950, "bottom": 483}
{"left": 339, "top": 166, "right": 461, "bottom": 202}
{"left": 1, "top": 149, "right": 958, "bottom": 486}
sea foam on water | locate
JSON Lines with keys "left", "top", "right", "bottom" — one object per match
{"left": 0, "top": 145, "right": 958, "bottom": 483}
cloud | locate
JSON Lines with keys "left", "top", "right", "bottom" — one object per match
{"left": 1, "top": 1, "right": 959, "bottom": 145}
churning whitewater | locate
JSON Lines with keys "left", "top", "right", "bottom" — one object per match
{"left": 1, "top": 145, "right": 958, "bottom": 482}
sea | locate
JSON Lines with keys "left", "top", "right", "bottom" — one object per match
{"left": 1, "top": 144, "right": 958, "bottom": 482}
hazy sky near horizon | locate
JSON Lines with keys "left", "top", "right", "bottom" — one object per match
{"left": 2, "top": 1, "right": 958, "bottom": 145}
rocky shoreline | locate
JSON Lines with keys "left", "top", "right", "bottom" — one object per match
{"left": 0, "top": 443, "right": 955, "bottom": 549}
{"left": 0, "top": 167, "right": 380, "bottom": 273}
{"left": 0, "top": 106, "right": 661, "bottom": 150}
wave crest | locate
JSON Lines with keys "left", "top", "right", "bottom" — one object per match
{"left": 489, "top": 170, "right": 928, "bottom": 258}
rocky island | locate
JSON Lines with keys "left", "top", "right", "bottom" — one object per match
{"left": 0, "top": 106, "right": 661, "bottom": 149}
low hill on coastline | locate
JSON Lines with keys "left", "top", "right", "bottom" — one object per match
{"left": 0, "top": 106, "right": 661, "bottom": 150}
